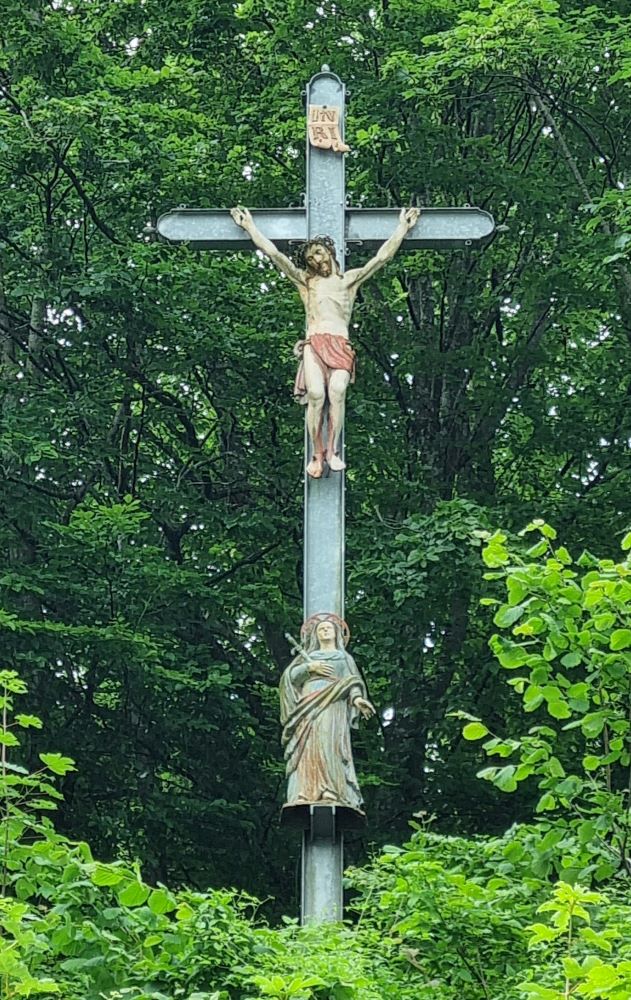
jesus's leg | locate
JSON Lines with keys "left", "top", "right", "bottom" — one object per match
{"left": 303, "top": 346, "right": 326, "bottom": 479}
{"left": 327, "top": 369, "right": 351, "bottom": 472}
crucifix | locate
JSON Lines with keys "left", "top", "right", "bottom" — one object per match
{"left": 156, "top": 66, "right": 495, "bottom": 924}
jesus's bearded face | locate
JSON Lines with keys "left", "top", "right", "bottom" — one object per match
{"left": 305, "top": 244, "right": 333, "bottom": 277}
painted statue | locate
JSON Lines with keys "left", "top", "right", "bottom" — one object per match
{"left": 279, "top": 615, "right": 374, "bottom": 813}
{"left": 230, "top": 205, "right": 420, "bottom": 478}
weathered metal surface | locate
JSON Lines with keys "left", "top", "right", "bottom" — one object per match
{"left": 301, "top": 806, "right": 344, "bottom": 924}
{"left": 301, "top": 72, "right": 347, "bottom": 925}
{"left": 156, "top": 205, "right": 495, "bottom": 253}
{"left": 346, "top": 206, "right": 495, "bottom": 249}
{"left": 305, "top": 70, "right": 346, "bottom": 253}
{"left": 155, "top": 207, "right": 306, "bottom": 250}
{"left": 303, "top": 70, "right": 346, "bottom": 625}
{"left": 281, "top": 802, "right": 366, "bottom": 830}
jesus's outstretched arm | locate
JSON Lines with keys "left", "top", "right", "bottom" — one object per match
{"left": 231, "top": 206, "right": 306, "bottom": 289}
{"left": 343, "top": 207, "right": 420, "bottom": 290}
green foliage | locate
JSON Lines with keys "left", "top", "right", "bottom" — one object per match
{"left": 4, "top": 0, "right": 631, "bottom": 995}
{"left": 1, "top": 0, "right": 631, "bottom": 912}
{"left": 0, "top": 672, "right": 262, "bottom": 998}
{"left": 519, "top": 881, "right": 631, "bottom": 999}
{"left": 3, "top": 670, "right": 631, "bottom": 999}
{"left": 469, "top": 524, "right": 631, "bottom": 884}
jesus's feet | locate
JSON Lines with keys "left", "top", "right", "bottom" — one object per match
{"left": 327, "top": 451, "right": 346, "bottom": 473}
{"left": 306, "top": 453, "right": 325, "bottom": 478}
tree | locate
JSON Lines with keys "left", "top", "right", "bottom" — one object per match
{"left": 0, "top": 0, "right": 630, "bottom": 906}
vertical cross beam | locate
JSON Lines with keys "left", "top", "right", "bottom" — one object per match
{"left": 303, "top": 69, "right": 346, "bottom": 623}
{"left": 301, "top": 69, "right": 347, "bottom": 924}
{"left": 301, "top": 805, "right": 343, "bottom": 922}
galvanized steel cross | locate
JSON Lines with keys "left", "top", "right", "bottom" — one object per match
{"left": 157, "top": 67, "right": 495, "bottom": 924}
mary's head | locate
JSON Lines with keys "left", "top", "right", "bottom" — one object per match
{"left": 315, "top": 619, "right": 336, "bottom": 646}
{"left": 302, "top": 614, "right": 348, "bottom": 653}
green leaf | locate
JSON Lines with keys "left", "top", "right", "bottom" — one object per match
{"left": 494, "top": 603, "right": 530, "bottom": 628}
{"left": 584, "top": 964, "right": 620, "bottom": 990}
{"left": 494, "top": 765, "right": 517, "bottom": 792}
{"left": 594, "top": 612, "right": 616, "bottom": 630}
{"left": 536, "top": 793, "right": 556, "bottom": 812}
{"left": 61, "top": 957, "right": 105, "bottom": 973}
{"left": 547, "top": 756, "right": 565, "bottom": 778}
{"left": 527, "top": 922, "right": 559, "bottom": 945}
{"left": 524, "top": 685, "right": 544, "bottom": 711}
{"left": 39, "top": 753, "right": 76, "bottom": 775}
{"left": 580, "top": 926, "right": 614, "bottom": 953}
{"left": 526, "top": 540, "right": 548, "bottom": 558}
{"left": 148, "top": 887, "right": 177, "bottom": 914}
{"left": 507, "top": 577, "right": 528, "bottom": 605}
{"left": 562, "top": 957, "right": 583, "bottom": 978}
{"left": 462, "top": 722, "right": 489, "bottom": 740}
{"left": 519, "top": 982, "right": 562, "bottom": 998}
{"left": 117, "top": 880, "right": 150, "bottom": 907}
{"left": 176, "top": 902, "right": 195, "bottom": 921}
{"left": 582, "top": 755, "right": 601, "bottom": 771}
{"left": 582, "top": 713, "right": 606, "bottom": 737}
{"left": 547, "top": 699, "right": 571, "bottom": 719}
{"left": 482, "top": 535, "right": 509, "bottom": 567}
{"left": 498, "top": 645, "right": 531, "bottom": 669}
{"left": 15, "top": 713, "right": 43, "bottom": 729}
{"left": 610, "top": 629, "right": 631, "bottom": 650}
{"left": 560, "top": 651, "right": 581, "bottom": 668}
{"left": 515, "top": 763, "right": 534, "bottom": 781}
{"left": 477, "top": 766, "right": 498, "bottom": 782}
{"left": 89, "top": 864, "right": 127, "bottom": 887}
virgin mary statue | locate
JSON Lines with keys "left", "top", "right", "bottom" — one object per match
{"left": 280, "top": 616, "right": 374, "bottom": 813}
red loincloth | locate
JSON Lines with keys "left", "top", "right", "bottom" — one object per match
{"left": 293, "top": 333, "right": 356, "bottom": 404}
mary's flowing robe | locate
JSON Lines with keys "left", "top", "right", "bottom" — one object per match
{"left": 280, "top": 648, "right": 366, "bottom": 811}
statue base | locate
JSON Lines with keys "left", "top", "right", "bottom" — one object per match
{"left": 281, "top": 801, "right": 366, "bottom": 832}
{"left": 281, "top": 803, "right": 358, "bottom": 923}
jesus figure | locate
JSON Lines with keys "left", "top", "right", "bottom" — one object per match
{"left": 230, "top": 205, "right": 420, "bottom": 478}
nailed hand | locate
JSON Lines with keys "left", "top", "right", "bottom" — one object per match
{"left": 230, "top": 205, "right": 253, "bottom": 231}
{"left": 399, "top": 206, "right": 420, "bottom": 228}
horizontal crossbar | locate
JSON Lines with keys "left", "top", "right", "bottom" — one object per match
{"left": 347, "top": 206, "right": 495, "bottom": 249}
{"left": 155, "top": 206, "right": 495, "bottom": 252}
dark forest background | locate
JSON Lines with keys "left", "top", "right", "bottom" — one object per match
{"left": 1, "top": 0, "right": 630, "bottom": 913}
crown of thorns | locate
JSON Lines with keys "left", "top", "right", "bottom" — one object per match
{"left": 292, "top": 235, "right": 338, "bottom": 269}
{"left": 301, "top": 612, "right": 350, "bottom": 647}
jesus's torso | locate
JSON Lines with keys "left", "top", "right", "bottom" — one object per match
{"left": 300, "top": 274, "right": 356, "bottom": 337}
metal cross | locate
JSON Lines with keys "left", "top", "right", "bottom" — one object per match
{"left": 156, "top": 67, "right": 495, "bottom": 924}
